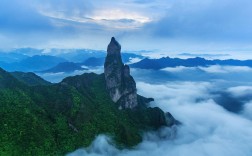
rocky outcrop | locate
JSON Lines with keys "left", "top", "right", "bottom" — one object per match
{"left": 104, "top": 37, "right": 138, "bottom": 109}
{"left": 104, "top": 37, "right": 178, "bottom": 127}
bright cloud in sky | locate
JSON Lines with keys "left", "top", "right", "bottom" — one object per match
{"left": 89, "top": 9, "right": 151, "bottom": 29}
{"left": 90, "top": 9, "right": 151, "bottom": 23}
{"left": 40, "top": 9, "right": 148, "bottom": 29}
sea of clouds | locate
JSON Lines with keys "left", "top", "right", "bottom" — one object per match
{"left": 38, "top": 65, "right": 252, "bottom": 156}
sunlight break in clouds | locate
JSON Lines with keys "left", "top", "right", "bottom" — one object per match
{"left": 90, "top": 9, "right": 151, "bottom": 29}
{"left": 40, "top": 9, "right": 151, "bottom": 30}
{"left": 38, "top": 2, "right": 152, "bottom": 30}
{"left": 91, "top": 9, "right": 150, "bottom": 23}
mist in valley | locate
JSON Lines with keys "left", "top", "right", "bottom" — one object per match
{"left": 38, "top": 65, "right": 252, "bottom": 156}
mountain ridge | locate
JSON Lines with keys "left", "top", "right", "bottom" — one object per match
{"left": 39, "top": 62, "right": 87, "bottom": 73}
{"left": 130, "top": 56, "right": 252, "bottom": 70}
{"left": 10, "top": 71, "right": 51, "bottom": 86}
{"left": 0, "top": 55, "right": 67, "bottom": 72}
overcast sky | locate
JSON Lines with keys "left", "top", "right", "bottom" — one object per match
{"left": 1, "top": 0, "right": 252, "bottom": 56}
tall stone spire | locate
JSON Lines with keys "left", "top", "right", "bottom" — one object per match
{"left": 104, "top": 37, "right": 138, "bottom": 109}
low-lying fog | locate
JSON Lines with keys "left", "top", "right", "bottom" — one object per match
{"left": 39, "top": 65, "right": 252, "bottom": 156}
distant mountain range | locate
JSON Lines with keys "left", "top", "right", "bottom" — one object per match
{"left": 37, "top": 53, "right": 144, "bottom": 73}
{"left": 0, "top": 52, "right": 29, "bottom": 63}
{"left": 2, "top": 48, "right": 44, "bottom": 56}
{"left": 81, "top": 53, "right": 144, "bottom": 67}
{"left": 42, "top": 53, "right": 144, "bottom": 73}
{"left": 1, "top": 48, "right": 145, "bottom": 63}
{"left": 0, "top": 55, "right": 67, "bottom": 72}
{"left": 130, "top": 57, "right": 252, "bottom": 70}
{"left": 2, "top": 49, "right": 252, "bottom": 73}
{"left": 39, "top": 62, "right": 87, "bottom": 73}
{"left": 0, "top": 49, "right": 144, "bottom": 73}
{"left": 81, "top": 57, "right": 105, "bottom": 67}
{"left": 54, "top": 49, "right": 107, "bottom": 63}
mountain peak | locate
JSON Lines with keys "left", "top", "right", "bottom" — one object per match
{"left": 111, "top": 36, "right": 116, "bottom": 42}
{"left": 107, "top": 37, "right": 121, "bottom": 55}
{"left": 111, "top": 37, "right": 119, "bottom": 45}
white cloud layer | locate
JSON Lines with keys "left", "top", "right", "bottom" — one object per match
{"left": 68, "top": 79, "right": 252, "bottom": 156}
{"left": 242, "top": 101, "right": 252, "bottom": 120}
{"left": 161, "top": 65, "right": 252, "bottom": 74}
{"left": 198, "top": 65, "right": 252, "bottom": 73}
{"left": 227, "top": 86, "right": 252, "bottom": 98}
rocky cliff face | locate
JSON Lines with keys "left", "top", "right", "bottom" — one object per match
{"left": 104, "top": 37, "right": 138, "bottom": 109}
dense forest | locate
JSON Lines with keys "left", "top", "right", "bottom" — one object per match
{"left": 0, "top": 68, "right": 170, "bottom": 155}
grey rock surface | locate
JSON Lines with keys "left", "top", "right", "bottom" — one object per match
{"left": 104, "top": 37, "right": 138, "bottom": 109}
